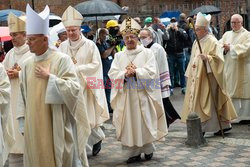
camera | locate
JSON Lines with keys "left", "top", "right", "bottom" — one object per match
{"left": 106, "top": 35, "right": 122, "bottom": 46}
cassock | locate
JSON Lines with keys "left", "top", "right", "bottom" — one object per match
{"left": 3, "top": 43, "right": 31, "bottom": 156}
{"left": 17, "top": 49, "right": 91, "bottom": 167}
{"left": 149, "top": 42, "right": 180, "bottom": 127}
{"left": 181, "top": 34, "right": 237, "bottom": 132}
{"left": 219, "top": 27, "right": 250, "bottom": 122}
{"left": 108, "top": 45, "right": 168, "bottom": 157}
{"left": 59, "top": 35, "right": 109, "bottom": 151}
{"left": 0, "top": 63, "right": 15, "bottom": 167}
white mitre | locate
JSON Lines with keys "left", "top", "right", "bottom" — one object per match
{"left": 62, "top": 6, "right": 83, "bottom": 27}
{"left": 195, "top": 12, "right": 211, "bottom": 27}
{"left": 26, "top": 4, "right": 50, "bottom": 35}
{"left": 8, "top": 13, "right": 26, "bottom": 33}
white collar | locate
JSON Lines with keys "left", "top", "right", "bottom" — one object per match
{"left": 125, "top": 44, "right": 144, "bottom": 56}
{"left": 34, "top": 49, "right": 50, "bottom": 62}
{"left": 13, "top": 43, "right": 29, "bottom": 55}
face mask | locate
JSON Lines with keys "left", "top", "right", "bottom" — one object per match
{"left": 140, "top": 37, "right": 152, "bottom": 47}
{"left": 105, "top": 35, "right": 109, "bottom": 41}
{"left": 171, "top": 22, "right": 178, "bottom": 27}
{"left": 109, "top": 28, "right": 119, "bottom": 36}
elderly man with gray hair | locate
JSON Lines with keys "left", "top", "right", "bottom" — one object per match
{"left": 181, "top": 12, "right": 237, "bottom": 136}
{"left": 219, "top": 14, "right": 250, "bottom": 123}
{"left": 139, "top": 28, "right": 181, "bottom": 127}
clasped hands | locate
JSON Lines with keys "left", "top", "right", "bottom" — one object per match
{"left": 222, "top": 43, "right": 230, "bottom": 54}
{"left": 125, "top": 63, "right": 136, "bottom": 78}
{"left": 7, "top": 63, "right": 21, "bottom": 79}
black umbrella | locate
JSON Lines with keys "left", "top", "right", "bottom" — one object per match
{"left": 75, "top": 0, "right": 127, "bottom": 16}
{"left": 49, "top": 14, "right": 62, "bottom": 27}
{"left": 189, "top": 5, "right": 221, "bottom": 17}
{"left": 75, "top": 0, "right": 127, "bottom": 27}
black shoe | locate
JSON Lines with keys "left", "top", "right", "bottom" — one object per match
{"left": 126, "top": 154, "right": 141, "bottom": 164}
{"left": 92, "top": 140, "right": 102, "bottom": 156}
{"left": 214, "top": 127, "right": 232, "bottom": 136}
{"left": 174, "top": 82, "right": 181, "bottom": 88}
{"left": 202, "top": 132, "right": 205, "bottom": 136}
{"left": 181, "top": 88, "right": 186, "bottom": 95}
{"left": 145, "top": 152, "right": 153, "bottom": 160}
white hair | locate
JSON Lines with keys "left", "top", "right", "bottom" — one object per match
{"left": 231, "top": 14, "right": 243, "bottom": 23}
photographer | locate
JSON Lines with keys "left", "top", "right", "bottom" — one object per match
{"left": 96, "top": 28, "right": 115, "bottom": 114}
{"left": 106, "top": 20, "right": 126, "bottom": 52}
{"left": 166, "top": 17, "right": 188, "bottom": 95}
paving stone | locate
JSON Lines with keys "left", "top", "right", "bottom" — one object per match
{"left": 89, "top": 88, "right": 250, "bottom": 166}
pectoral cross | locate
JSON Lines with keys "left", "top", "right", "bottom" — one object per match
{"left": 13, "top": 63, "right": 21, "bottom": 71}
{"left": 126, "top": 62, "right": 136, "bottom": 70}
{"left": 71, "top": 57, "right": 77, "bottom": 64}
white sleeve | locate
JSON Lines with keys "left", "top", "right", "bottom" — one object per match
{"left": 45, "top": 74, "right": 64, "bottom": 104}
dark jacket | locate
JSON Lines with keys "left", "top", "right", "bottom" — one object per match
{"left": 178, "top": 20, "right": 193, "bottom": 49}
{"left": 166, "top": 27, "right": 188, "bottom": 55}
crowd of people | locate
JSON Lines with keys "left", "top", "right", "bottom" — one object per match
{"left": 0, "top": 3, "right": 249, "bottom": 167}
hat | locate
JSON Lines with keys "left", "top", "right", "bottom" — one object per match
{"left": 106, "top": 20, "right": 118, "bottom": 29}
{"left": 26, "top": 4, "right": 49, "bottom": 35}
{"left": 62, "top": 6, "right": 83, "bottom": 27}
{"left": 134, "top": 17, "right": 141, "bottom": 24}
{"left": 56, "top": 26, "right": 66, "bottom": 34}
{"left": 81, "top": 25, "right": 91, "bottom": 33}
{"left": 195, "top": 12, "right": 211, "bottom": 27}
{"left": 170, "top": 17, "right": 177, "bottom": 23}
{"left": 120, "top": 17, "right": 141, "bottom": 35}
{"left": 144, "top": 17, "right": 152, "bottom": 24}
{"left": 8, "top": 13, "right": 26, "bottom": 33}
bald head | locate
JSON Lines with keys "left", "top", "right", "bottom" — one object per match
{"left": 231, "top": 14, "right": 243, "bottom": 31}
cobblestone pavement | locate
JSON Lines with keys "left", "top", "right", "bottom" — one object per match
{"left": 88, "top": 88, "right": 250, "bottom": 167}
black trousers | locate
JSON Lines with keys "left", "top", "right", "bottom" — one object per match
{"left": 162, "top": 97, "right": 181, "bottom": 127}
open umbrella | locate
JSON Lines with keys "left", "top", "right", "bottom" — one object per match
{"left": 75, "top": 0, "right": 127, "bottom": 27}
{"left": 49, "top": 15, "right": 62, "bottom": 27}
{"left": 189, "top": 5, "right": 221, "bottom": 17}
{"left": 159, "top": 10, "right": 181, "bottom": 26}
{"left": 160, "top": 17, "right": 171, "bottom": 26}
{"left": 0, "top": 9, "right": 25, "bottom": 22}
{"left": 75, "top": 0, "right": 127, "bottom": 16}
{"left": 160, "top": 10, "right": 181, "bottom": 19}
{"left": 0, "top": 27, "right": 11, "bottom": 42}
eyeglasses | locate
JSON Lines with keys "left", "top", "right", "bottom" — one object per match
{"left": 231, "top": 21, "right": 241, "bottom": 24}
{"left": 195, "top": 28, "right": 203, "bottom": 32}
{"left": 123, "top": 35, "right": 137, "bottom": 40}
{"left": 26, "top": 35, "right": 44, "bottom": 42}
